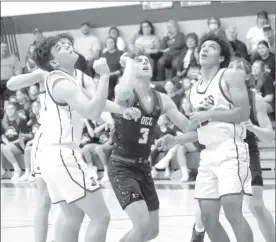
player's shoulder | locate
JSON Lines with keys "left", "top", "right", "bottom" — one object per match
{"left": 223, "top": 67, "right": 245, "bottom": 85}
{"left": 46, "top": 70, "right": 69, "bottom": 82}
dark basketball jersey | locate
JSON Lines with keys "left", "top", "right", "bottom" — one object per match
{"left": 246, "top": 90, "right": 261, "bottom": 171}
{"left": 112, "top": 89, "right": 163, "bottom": 159}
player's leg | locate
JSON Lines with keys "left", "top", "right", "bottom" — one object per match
{"left": 190, "top": 204, "right": 206, "bottom": 242}
{"left": 34, "top": 177, "right": 52, "bottom": 242}
{"left": 195, "top": 164, "right": 229, "bottom": 242}
{"left": 108, "top": 157, "right": 154, "bottom": 242}
{"left": 73, "top": 190, "right": 110, "bottom": 242}
{"left": 245, "top": 173, "right": 275, "bottom": 242}
{"left": 218, "top": 156, "right": 253, "bottom": 242}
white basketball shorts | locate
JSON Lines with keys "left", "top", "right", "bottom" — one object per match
{"left": 39, "top": 146, "right": 100, "bottom": 204}
{"left": 195, "top": 138, "right": 252, "bottom": 199}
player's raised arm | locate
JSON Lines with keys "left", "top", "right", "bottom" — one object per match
{"left": 7, "top": 68, "right": 48, "bottom": 90}
{"left": 114, "top": 53, "right": 135, "bottom": 102}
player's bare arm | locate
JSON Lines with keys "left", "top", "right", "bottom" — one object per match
{"left": 156, "top": 93, "right": 198, "bottom": 150}
{"left": 7, "top": 68, "right": 48, "bottom": 91}
{"left": 245, "top": 94, "right": 274, "bottom": 142}
{"left": 190, "top": 69, "right": 250, "bottom": 124}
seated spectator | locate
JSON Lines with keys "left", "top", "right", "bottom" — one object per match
{"left": 181, "top": 78, "right": 193, "bottom": 99}
{"left": 207, "top": 16, "right": 227, "bottom": 39}
{"left": 101, "top": 37, "right": 124, "bottom": 100}
{"left": 131, "top": 20, "right": 161, "bottom": 80}
{"left": 28, "top": 84, "right": 40, "bottom": 103}
{"left": 27, "top": 101, "right": 40, "bottom": 127}
{"left": 263, "top": 24, "right": 275, "bottom": 53}
{"left": 226, "top": 25, "right": 249, "bottom": 61}
{"left": 251, "top": 60, "right": 275, "bottom": 114}
{"left": 252, "top": 40, "right": 275, "bottom": 80}
{"left": 1, "top": 103, "right": 30, "bottom": 180}
{"left": 25, "top": 44, "right": 38, "bottom": 73}
{"left": 103, "top": 26, "right": 126, "bottom": 53}
{"left": 94, "top": 128, "right": 114, "bottom": 183}
{"left": 150, "top": 115, "right": 178, "bottom": 179}
{"left": 1, "top": 42, "right": 23, "bottom": 117}
{"left": 164, "top": 80, "right": 182, "bottom": 109}
{"left": 32, "top": 28, "right": 45, "bottom": 46}
{"left": 15, "top": 89, "right": 31, "bottom": 121}
{"left": 157, "top": 20, "right": 186, "bottom": 81}
{"left": 8, "top": 95, "right": 17, "bottom": 104}
{"left": 74, "top": 22, "right": 101, "bottom": 72}
{"left": 17, "top": 123, "right": 40, "bottom": 182}
{"left": 186, "top": 64, "right": 201, "bottom": 84}
{"left": 176, "top": 33, "right": 199, "bottom": 78}
{"left": 179, "top": 97, "right": 193, "bottom": 118}
{"left": 57, "top": 33, "right": 93, "bottom": 77}
{"left": 246, "top": 11, "right": 270, "bottom": 55}
{"left": 150, "top": 82, "right": 166, "bottom": 94}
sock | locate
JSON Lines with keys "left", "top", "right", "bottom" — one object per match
{"left": 195, "top": 225, "right": 205, "bottom": 233}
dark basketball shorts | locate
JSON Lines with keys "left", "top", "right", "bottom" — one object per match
{"left": 250, "top": 170, "right": 263, "bottom": 187}
{"left": 108, "top": 155, "right": 159, "bottom": 211}
{"left": 249, "top": 149, "right": 263, "bottom": 187}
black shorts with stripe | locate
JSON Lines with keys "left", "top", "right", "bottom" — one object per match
{"left": 108, "top": 155, "right": 159, "bottom": 211}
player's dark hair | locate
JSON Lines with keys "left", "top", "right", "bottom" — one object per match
{"left": 33, "top": 36, "right": 59, "bottom": 72}
{"left": 198, "top": 32, "right": 233, "bottom": 68}
{"left": 57, "top": 33, "right": 75, "bottom": 45}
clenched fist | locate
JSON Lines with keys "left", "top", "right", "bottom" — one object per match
{"left": 123, "top": 107, "right": 142, "bottom": 122}
{"left": 93, "top": 58, "right": 110, "bottom": 76}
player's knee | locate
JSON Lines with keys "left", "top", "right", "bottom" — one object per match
{"left": 97, "top": 208, "right": 111, "bottom": 226}
{"left": 248, "top": 197, "right": 265, "bottom": 215}
{"left": 222, "top": 196, "right": 243, "bottom": 221}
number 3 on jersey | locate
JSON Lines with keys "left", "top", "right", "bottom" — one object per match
{"left": 138, "top": 128, "right": 149, "bottom": 144}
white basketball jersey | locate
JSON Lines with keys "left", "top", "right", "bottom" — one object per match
{"left": 189, "top": 68, "right": 246, "bottom": 146}
{"left": 41, "top": 69, "right": 88, "bottom": 147}
{"left": 37, "top": 91, "right": 47, "bottom": 125}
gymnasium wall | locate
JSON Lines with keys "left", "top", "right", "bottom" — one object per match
{"left": 8, "top": 1, "right": 276, "bottom": 63}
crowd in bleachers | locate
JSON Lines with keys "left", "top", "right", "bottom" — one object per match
{"left": 0, "top": 10, "right": 275, "bottom": 182}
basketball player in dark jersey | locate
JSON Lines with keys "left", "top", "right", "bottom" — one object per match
{"left": 108, "top": 54, "right": 198, "bottom": 242}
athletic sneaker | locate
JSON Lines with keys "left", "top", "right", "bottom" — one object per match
{"left": 11, "top": 170, "right": 22, "bottom": 181}
{"left": 190, "top": 224, "right": 205, "bottom": 242}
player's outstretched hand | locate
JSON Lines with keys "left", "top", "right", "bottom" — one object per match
{"left": 156, "top": 134, "right": 177, "bottom": 151}
{"left": 123, "top": 107, "right": 141, "bottom": 121}
{"left": 93, "top": 58, "right": 110, "bottom": 76}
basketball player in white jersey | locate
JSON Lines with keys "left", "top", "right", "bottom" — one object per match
{"left": 188, "top": 57, "right": 275, "bottom": 242}
{"left": 157, "top": 33, "right": 254, "bottom": 242}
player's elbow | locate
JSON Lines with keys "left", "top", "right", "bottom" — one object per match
{"left": 6, "top": 81, "right": 16, "bottom": 91}
{"left": 239, "top": 106, "right": 250, "bottom": 122}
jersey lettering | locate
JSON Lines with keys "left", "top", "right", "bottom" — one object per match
{"left": 140, "top": 117, "right": 153, "bottom": 126}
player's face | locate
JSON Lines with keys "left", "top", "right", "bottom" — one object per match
{"left": 257, "top": 43, "right": 269, "bottom": 57}
{"left": 50, "top": 40, "right": 78, "bottom": 69}
{"left": 252, "top": 62, "right": 262, "bottom": 76}
{"left": 199, "top": 40, "right": 222, "bottom": 67}
{"left": 6, "top": 104, "right": 16, "bottom": 117}
{"left": 134, "top": 55, "right": 152, "bottom": 78}
{"left": 164, "top": 81, "right": 175, "bottom": 93}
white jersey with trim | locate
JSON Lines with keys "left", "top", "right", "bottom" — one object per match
{"left": 37, "top": 91, "right": 47, "bottom": 125}
{"left": 189, "top": 68, "right": 246, "bottom": 146}
{"left": 41, "top": 69, "right": 90, "bottom": 147}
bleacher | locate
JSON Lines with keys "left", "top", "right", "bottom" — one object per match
{"left": 3, "top": 122, "right": 274, "bottom": 180}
